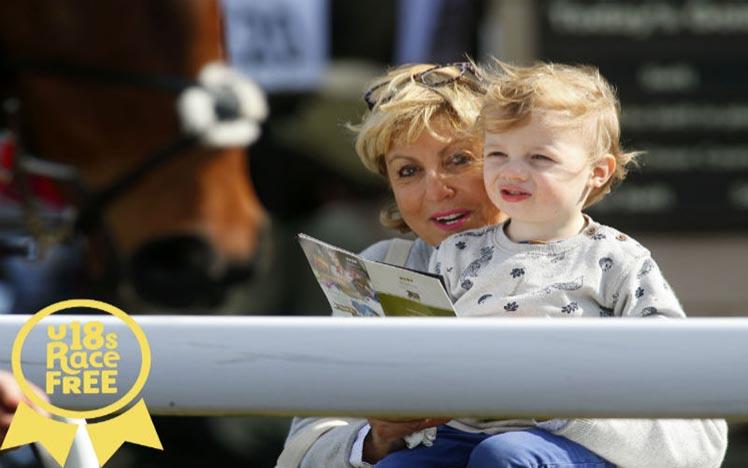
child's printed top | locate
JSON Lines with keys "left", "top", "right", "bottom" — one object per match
{"left": 429, "top": 217, "right": 685, "bottom": 320}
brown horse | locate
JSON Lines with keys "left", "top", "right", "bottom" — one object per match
{"left": 0, "top": 0, "right": 268, "bottom": 308}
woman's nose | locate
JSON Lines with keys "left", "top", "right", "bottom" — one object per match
{"left": 424, "top": 171, "right": 456, "bottom": 201}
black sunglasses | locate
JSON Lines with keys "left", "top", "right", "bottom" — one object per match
{"left": 363, "top": 62, "right": 486, "bottom": 111}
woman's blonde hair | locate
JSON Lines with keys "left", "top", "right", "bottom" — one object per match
{"left": 481, "top": 61, "right": 640, "bottom": 207}
{"left": 350, "top": 62, "right": 486, "bottom": 231}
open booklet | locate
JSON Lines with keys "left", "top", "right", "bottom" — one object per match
{"left": 298, "top": 233, "right": 455, "bottom": 317}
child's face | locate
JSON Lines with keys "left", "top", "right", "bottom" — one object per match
{"left": 483, "top": 111, "right": 611, "bottom": 237}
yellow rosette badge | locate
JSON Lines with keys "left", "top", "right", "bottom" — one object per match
{"left": 1, "top": 299, "right": 162, "bottom": 466}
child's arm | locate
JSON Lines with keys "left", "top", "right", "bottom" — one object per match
{"left": 613, "top": 255, "right": 686, "bottom": 318}
{"left": 553, "top": 418, "right": 727, "bottom": 468}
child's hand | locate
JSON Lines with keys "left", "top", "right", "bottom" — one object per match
{"left": 0, "top": 370, "right": 48, "bottom": 447}
{"left": 363, "top": 417, "right": 450, "bottom": 463}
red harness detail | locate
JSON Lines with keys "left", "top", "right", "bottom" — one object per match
{"left": 0, "top": 134, "right": 68, "bottom": 209}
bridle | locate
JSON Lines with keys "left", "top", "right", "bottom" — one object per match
{"left": 1, "top": 57, "right": 265, "bottom": 261}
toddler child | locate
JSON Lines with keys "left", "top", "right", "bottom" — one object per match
{"left": 419, "top": 61, "right": 686, "bottom": 468}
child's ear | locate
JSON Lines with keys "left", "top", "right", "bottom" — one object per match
{"left": 589, "top": 154, "right": 616, "bottom": 188}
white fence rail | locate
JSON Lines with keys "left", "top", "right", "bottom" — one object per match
{"left": 1, "top": 315, "right": 747, "bottom": 418}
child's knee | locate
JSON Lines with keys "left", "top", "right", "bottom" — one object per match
{"left": 373, "top": 455, "right": 400, "bottom": 468}
{"left": 466, "top": 432, "right": 536, "bottom": 468}
{"left": 374, "top": 451, "right": 417, "bottom": 468}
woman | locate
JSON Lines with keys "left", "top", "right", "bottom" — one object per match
{"left": 278, "top": 62, "right": 727, "bottom": 468}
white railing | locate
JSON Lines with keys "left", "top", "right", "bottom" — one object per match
{"left": 2, "top": 315, "right": 747, "bottom": 418}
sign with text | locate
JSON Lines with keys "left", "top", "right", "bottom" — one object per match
{"left": 539, "top": 0, "right": 748, "bottom": 231}
{"left": 222, "top": 0, "right": 329, "bottom": 92}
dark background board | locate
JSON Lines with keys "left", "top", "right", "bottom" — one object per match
{"left": 537, "top": 0, "right": 748, "bottom": 232}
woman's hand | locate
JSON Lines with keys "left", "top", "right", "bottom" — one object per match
{"left": 363, "top": 417, "right": 450, "bottom": 464}
{"left": 0, "top": 370, "right": 47, "bottom": 446}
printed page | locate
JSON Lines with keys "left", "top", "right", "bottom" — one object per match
{"left": 362, "top": 259, "right": 455, "bottom": 317}
{"left": 298, "top": 234, "right": 385, "bottom": 317}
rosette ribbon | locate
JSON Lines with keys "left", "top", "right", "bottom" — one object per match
{"left": 1, "top": 398, "right": 161, "bottom": 467}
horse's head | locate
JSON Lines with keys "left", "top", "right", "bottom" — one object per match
{"left": 0, "top": 0, "right": 268, "bottom": 308}
{"left": 92, "top": 144, "right": 267, "bottom": 309}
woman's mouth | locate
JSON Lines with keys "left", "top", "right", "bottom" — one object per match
{"left": 431, "top": 210, "right": 471, "bottom": 231}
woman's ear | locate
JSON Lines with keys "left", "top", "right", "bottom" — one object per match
{"left": 589, "top": 154, "right": 616, "bottom": 188}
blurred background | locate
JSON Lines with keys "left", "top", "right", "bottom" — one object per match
{"left": 0, "top": 0, "right": 746, "bottom": 466}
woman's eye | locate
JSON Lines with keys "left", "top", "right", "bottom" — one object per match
{"left": 397, "top": 165, "right": 419, "bottom": 177}
{"left": 448, "top": 152, "right": 472, "bottom": 165}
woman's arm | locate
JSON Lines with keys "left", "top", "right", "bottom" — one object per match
{"left": 281, "top": 416, "right": 366, "bottom": 468}
{"left": 279, "top": 238, "right": 439, "bottom": 467}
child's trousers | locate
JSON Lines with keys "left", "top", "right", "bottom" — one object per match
{"left": 375, "top": 425, "right": 615, "bottom": 468}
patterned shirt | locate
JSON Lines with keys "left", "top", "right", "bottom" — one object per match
{"left": 430, "top": 218, "right": 685, "bottom": 319}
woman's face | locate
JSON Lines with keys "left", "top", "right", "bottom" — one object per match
{"left": 384, "top": 125, "right": 505, "bottom": 246}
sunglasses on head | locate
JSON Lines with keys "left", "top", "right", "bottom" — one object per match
{"left": 363, "top": 62, "right": 486, "bottom": 111}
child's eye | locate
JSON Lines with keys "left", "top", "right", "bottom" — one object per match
{"left": 486, "top": 151, "right": 507, "bottom": 159}
{"left": 531, "top": 154, "right": 554, "bottom": 162}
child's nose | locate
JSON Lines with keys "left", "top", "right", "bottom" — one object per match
{"left": 499, "top": 161, "right": 528, "bottom": 181}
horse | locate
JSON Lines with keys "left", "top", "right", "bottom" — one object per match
{"left": 0, "top": 2, "right": 292, "bottom": 466}
{"left": 0, "top": 0, "right": 269, "bottom": 310}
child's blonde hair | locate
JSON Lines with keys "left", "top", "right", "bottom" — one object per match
{"left": 350, "top": 62, "right": 487, "bottom": 231}
{"left": 481, "top": 61, "right": 639, "bottom": 207}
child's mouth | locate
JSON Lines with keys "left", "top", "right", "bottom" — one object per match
{"left": 500, "top": 189, "right": 531, "bottom": 202}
